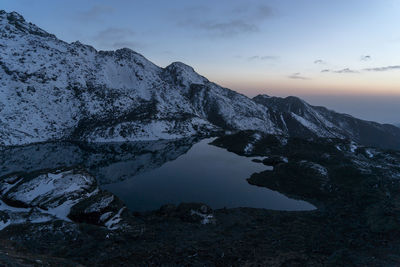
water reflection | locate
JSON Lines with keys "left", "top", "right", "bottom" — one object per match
{"left": 103, "top": 138, "right": 316, "bottom": 211}
{"left": 0, "top": 138, "right": 315, "bottom": 211}
{"left": 0, "top": 137, "right": 198, "bottom": 184}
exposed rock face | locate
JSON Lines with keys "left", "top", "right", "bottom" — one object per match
{"left": 1, "top": 10, "right": 400, "bottom": 149}
{"left": 0, "top": 168, "right": 143, "bottom": 232}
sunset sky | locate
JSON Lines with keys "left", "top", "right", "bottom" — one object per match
{"left": 3, "top": 0, "right": 400, "bottom": 123}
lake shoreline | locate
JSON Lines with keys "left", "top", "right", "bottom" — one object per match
{"left": 1, "top": 132, "right": 400, "bottom": 265}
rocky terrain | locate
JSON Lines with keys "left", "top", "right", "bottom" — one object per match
{"left": 0, "top": 168, "right": 144, "bottom": 232}
{"left": 0, "top": 133, "right": 398, "bottom": 265}
{"left": 1, "top": 9, "right": 400, "bottom": 266}
{"left": 1, "top": 10, "right": 400, "bottom": 149}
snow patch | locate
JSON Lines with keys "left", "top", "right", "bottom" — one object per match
{"left": 105, "top": 207, "right": 125, "bottom": 230}
{"left": 190, "top": 210, "right": 214, "bottom": 224}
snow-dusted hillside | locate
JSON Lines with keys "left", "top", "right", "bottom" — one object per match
{"left": 253, "top": 95, "right": 400, "bottom": 149}
{"left": 0, "top": 11, "right": 280, "bottom": 146}
{"left": 1, "top": 10, "right": 399, "bottom": 149}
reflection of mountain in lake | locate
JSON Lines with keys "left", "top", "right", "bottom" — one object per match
{"left": 0, "top": 137, "right": 198, "bottom": 184}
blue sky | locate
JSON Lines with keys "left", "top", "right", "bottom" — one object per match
{"left": 2, "top": 0, "right": 400, "bottom": 123}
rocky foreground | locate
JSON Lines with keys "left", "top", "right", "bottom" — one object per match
{"left": 0, "top": 133, "right": 399, "bottom": 266}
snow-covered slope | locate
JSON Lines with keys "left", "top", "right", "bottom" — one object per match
{"left": 0, "top": 11, "right": 280, "bottom": 146}
{"left": 254, "top": 95, "right": 400, "bottom": 149}
{"left": 0, "top": 10, "right": 399, "bottom": 149}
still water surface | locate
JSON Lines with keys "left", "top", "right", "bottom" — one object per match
{"left": 102, "top": 138, "right": 316, "bottom": 212}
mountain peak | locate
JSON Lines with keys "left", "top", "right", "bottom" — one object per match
{"left": 1, "top": 10, "right": 24, "bottom": 22}
{"left": 284, "top": 95, "right": 307, "bottom": 105}
{"left": 254, "top": 94, "right": 306, "bottom": 106}
{"left": 166, "top": 61, "right": 195, "bottom": 71}
{"left": 1, "top": 10, "right": 400, "bottom": 150}
{"left": 0, "top": 10, "right": 55, "bottom": 38}
{"left": 163, "top": 61, "right": 207, "bottom": 87}
{"left": 253, "top": 94, "right": 270, "bottom": 100}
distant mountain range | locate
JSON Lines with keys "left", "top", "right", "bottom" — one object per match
{"left": 1, "top": 10, "right": 400, "bottom": 149}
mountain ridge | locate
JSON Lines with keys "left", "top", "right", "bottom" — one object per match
{"left": 1, "top": 10, "right": 400, "bottom": 149}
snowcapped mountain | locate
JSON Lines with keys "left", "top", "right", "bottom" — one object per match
{"left": 1, "top": 10, "right": 399, "bottom": 149}
{"left": 0, "top": 11, "right": 282, "bottom": 146}
{"left": 253, "top": 95, "right": 400, "bottom": 149}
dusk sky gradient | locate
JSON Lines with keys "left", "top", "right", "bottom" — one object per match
{"left": 2, "top": 0, "right": 400, "bottom": 123}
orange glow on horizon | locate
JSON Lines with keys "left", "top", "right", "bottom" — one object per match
{"left": 206, "top": 74, "right": 400, "bottom": 98}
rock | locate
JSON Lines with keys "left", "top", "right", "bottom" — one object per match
{"left": 157, "top": 203, "right": 215, "bottom": 224}
{"left": 176, "top": 203, "right": 215, "bottom": 224}
{"left": 261, "top": 155, "right": 288, "bottom": 166}
{"left": 158, "top": 204, "right": 177, "bottom": 216}
{"left": 0, "top": 168, "right": 143, "bottom": 233}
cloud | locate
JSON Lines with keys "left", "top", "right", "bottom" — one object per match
{"left": 176, "top": 4, "right": 273, "bottom": 37}
{"left": 364, "top": 65, "right": 400, "bottom": 72}
{"left": 112, "top": 41, "right": 145, "bottom": 50}
{"left": 314, "top": 59, "right": 326, "bottom": 65}
{"left": 288, "top": 73, "right": 310, "bottom": 80}
{"left": 253, "top": 5, "right": 273, "bottom": 20}
{"left": 322, "top": 68, "right": 359, "bottom": 74}
{"left": 232, "top": 4, "right": 272, "bottom": 19}
{"left": 248, "top": 55, "right": 278, "bottom": 61}
{"left": 334, "top": 68, "right": 359, "bottom": 74}
{"left": 198, "top": 20, "right": 258, "bottom": 37}
{"left": 93, "top": 28, "right": 145, "bottom": 50}
{"left": 360, "top": 55, "right": 371, "bottom": 61}
{"left": 94, "top": 28, "right": 135, "bottom": 42}
{"left": 79, "top": 5, "right": 114, "bottom": 21}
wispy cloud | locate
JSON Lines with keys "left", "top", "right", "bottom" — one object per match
{"left": 314, "top": 59, "right": 326, "bottom": 65}
{"left": 360, "top": 55, "right": 371, "bottom": 61}
{"left": 252, "top": 5, "right": 273, "bottom": 20}
{"left": 94, "top": 28, "right": 135, "bottom": 42}
{"left": 232, "top": 4, "right": 272, "bottom": 20}
{"left": 93, "top": 28, "right": 145, "bottom": 50}
{"left": 321, "top": 68, "right": 359, "bottom": 74}
{"left": 334, "top": 68, "right": 359, "bottom": 74}
{"left": 364, "top": 65, "right": 400, "bottom": 72}
{"left": 322, "top": 65, "right": 400, "bottom": 73}
{"left": 79, "top": 5, "right": 114, "bottom": 21}
{"left": 176, "top": 4, "right": 273, "bottom": 38}
{"left": 288, "top": 73, "right": 309, "bottom": 80}
{"left": 248, "top": 55, "right": 278, "bottom": 61}
{"left": 197, "top": 20, "right": 258, "bottom": 37}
